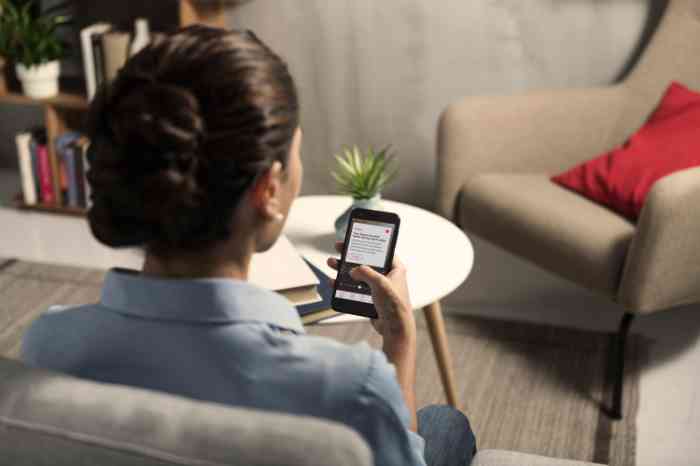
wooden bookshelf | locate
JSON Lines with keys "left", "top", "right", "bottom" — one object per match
{"left": 13, "top": 194, "right": 87, "bottom": 217}
{"left": 3, "top": 0, "right": 227, "bottom": 218}
{"left": 0, "top": 92, "right": 88, "bottom": 110}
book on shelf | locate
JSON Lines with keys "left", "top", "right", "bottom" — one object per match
{"left": 81, "top": 23, "right": 112, "bottom": 100}
{"left": 102, "top": 31, "right": 132, "bottom": 83}
{"left": 91, "top": 33, "right": 107, "bottom": 92}
{"left": 56, "top": 132, "right": 83, "bottom": 208}
{"left": 15, "top": 128, "right": 91, "bottom": 210}
{"left": 78, "top": 138, "right": 92, "bottom": 209}
{"left": 35, "top": 131, "right": 54, "bottom": 204}
{"left": 82, "top": 22, "right": 151, "bottom": 100}
{"left": 15, "top": 133, "right": 36, "bottom": 205}
{"left": 29, "top": 137, "right": 41, "bottom": 201}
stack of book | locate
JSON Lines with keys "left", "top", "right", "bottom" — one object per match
{"left": 15, "top": 128, "right": 91, "bottom": 209}
{"left": 81, "top": 19, "right": 156, "bottom": 100}
{"left": 249, "top": 235, "right": 338, "bottom": 325}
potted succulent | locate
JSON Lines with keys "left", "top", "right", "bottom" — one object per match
{"left": 0, "top": 0, "right": 70, "bottom": 99}
{"left": 332, "top": 145, "right": 399, "bottom": 240}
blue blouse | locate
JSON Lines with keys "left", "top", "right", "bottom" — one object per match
{"left": 21, "top": 268, "right": 426, "bottom": 466}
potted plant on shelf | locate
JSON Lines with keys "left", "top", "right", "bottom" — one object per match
{"left": 332, "top": 145, "right": 399, "bottom": 240}
{"left": 0, "top": 0, "right": 71, "bottom": 99}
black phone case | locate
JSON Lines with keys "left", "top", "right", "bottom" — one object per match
{"left": 331, "top": 207, "right": 400, "bottom": 319}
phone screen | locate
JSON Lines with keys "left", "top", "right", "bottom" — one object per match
{"left": 335, "top": 218, "right": 396, "bottom": 304}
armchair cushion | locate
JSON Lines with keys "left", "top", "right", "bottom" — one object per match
{"left": 459, "top": 174, "right": 635, "bottom": 296}
{"left": 472, "top": 450, "right": 604, "bottom": 466}
{"left": 552, "top": 82, "right": 700, "bottom": 220}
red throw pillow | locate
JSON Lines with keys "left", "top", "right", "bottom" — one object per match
{"left": 552, "top": 82, "right": 700, "bottom": 220}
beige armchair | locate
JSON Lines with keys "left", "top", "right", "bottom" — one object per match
{"left": 436, "top": 0, "right": 700, "bottom": 419}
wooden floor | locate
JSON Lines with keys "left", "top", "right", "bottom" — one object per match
{"left": 0, "top": 182, "right": 699, "bottom": 466}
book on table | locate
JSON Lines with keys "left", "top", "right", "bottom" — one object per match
{"left": 248, "top": 235, "right": 338, "bottom": 324}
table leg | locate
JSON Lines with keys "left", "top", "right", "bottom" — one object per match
{"left": 423, "top": 300, "right": 459, "bottom": 408}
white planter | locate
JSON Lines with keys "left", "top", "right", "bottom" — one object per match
{"left": 15, "top": 60, "right": 60, "bottom": 99}
{"left": 334, "top": 194, "right": 383, "bottom": 241}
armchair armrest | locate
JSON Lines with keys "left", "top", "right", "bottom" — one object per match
{"left": 618, "top": 166, "right": 700, "bottom": 313}
{"left": 436, "top": 85, "right": 633, "bottom": 219}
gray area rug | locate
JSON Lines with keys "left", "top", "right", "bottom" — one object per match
{"left": 0, "top": 259, "right": 645, "bottom": 466}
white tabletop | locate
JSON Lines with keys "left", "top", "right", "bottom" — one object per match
{"left": 284, "top": 195, "right": 473, "bottom": 310}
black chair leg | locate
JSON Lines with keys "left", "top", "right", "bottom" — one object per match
{"left": 611, "top": 312, "right": 635, "bottom": 420}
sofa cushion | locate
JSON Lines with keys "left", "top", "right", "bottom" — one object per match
{"left": 473, "top": 450, "right": 605, "bottom": 466}
{"left": 552, "top": 81, "right": 700, "bottom": 220}
{"left": 0, "top": 358, "right": 372, "bottom": 466}
{"left": 459, "top": 174, "right": 635, "bottom": 296}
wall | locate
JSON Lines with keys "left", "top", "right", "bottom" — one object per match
{"left": 228, "top": 0, "right": 652, "bottom": 209}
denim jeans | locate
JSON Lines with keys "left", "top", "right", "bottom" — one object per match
{"left": 418, "top": 405, "right": 477, "bottom": 466}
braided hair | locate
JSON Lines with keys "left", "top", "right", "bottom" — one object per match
{"left": 86, "top": 26, "right": 299, "bottom": 257}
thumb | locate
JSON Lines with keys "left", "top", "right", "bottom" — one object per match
{"left": 350, "top": 265, "right": 385, "bottom": 288}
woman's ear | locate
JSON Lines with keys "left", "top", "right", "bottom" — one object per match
{"left": 249, "top": 161, "right": 285, "bottom": 221}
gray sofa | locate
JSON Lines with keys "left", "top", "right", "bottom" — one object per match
{"left": 0, "top": 357, "right": 602, "bottom": 466}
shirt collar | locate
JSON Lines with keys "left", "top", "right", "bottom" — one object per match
{"left": 100, "top": 268, "right": 304, "bottom": 334}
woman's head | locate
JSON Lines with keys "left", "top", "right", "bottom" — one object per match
{"left": 86, "top": 26, "right": 301, "bottom": 260}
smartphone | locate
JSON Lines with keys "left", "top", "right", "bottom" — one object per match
{"left": 331, "top": 208, "right": 400, "bottom": 318}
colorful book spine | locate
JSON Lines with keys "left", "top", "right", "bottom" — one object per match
{"left": 36, "top": 144, "right": 54, "bottom": 204}
{"left": 62, "top": 146, "right": 79, "bottom": 207}
{"left": 79, "top": 138, "right": 92, "bottom": 208}
{"left": 59, "top": 158, "right": 69, "bottom": 202}
{"left": 74, "top": 142, "right": 87, "bottom": 208}
{"left": 29, "top": 139, "right": 41, "bottom": 201}
{"left": 56, "top": 132, "right": 82, "bottom": 208}
{"left": 15, "top": 133, "right": 37, "bottom": 205}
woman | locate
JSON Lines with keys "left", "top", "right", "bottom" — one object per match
{"left": 21, "top": 26, "right": 475, "bottom": 466}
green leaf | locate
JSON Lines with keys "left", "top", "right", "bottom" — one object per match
{"left": 331, "top": 144, "right": 400, "bottom": 198}
{"left": 352, "top": 146, "right": 362, "bottom": 174}
{"left": 41, "top": 1, "right": 72, "bottom": 17}
{"left": 0, "top": 0, "right": 69, "bottom": 65}
{"left": 334, "top": 154, "right": 355, "bottom": 177}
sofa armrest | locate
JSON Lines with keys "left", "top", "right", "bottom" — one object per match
{"left": 618, "top": 166, "right": 700, "bottom": 313}
{"left": 472, "top": 449, "right": 605, "bottom": 466}
{"left": 436, "top": 85, "right": 631, "bottom": 219}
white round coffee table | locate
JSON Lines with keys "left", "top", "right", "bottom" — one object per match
{"left": 284, "top": 195, "right": 473, "bottom": 406}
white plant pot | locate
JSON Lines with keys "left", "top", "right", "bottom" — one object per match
{"left": 334, "top": 194, "right": 383, "bottom": 241}
{"left": 15, "top": 60, "right": 60, "bottom": 99}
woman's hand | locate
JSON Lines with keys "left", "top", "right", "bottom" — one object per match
{"left": 327, "top": 242, "right": 416, "bottom": 352}
{"left": 327, "top": 241, "right": 418, "bottom": 431}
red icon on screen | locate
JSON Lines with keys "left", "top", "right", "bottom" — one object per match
{"left": 385, "top": 229, "right": 390, "bottom": 233}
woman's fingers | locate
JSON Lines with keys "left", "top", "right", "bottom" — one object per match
{"left": 327, "top": 241, "right": 344, "bottom": 271}
{"left": 350, "top": 265, "right": 389, "bottom": 293}
{"left": 327, "top": 257, "right": 339, "bottom": 270}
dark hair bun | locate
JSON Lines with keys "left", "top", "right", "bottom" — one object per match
{"left": 111, "top": 80, "right": 204, "bottom": 156}
{"left": 88, "top": 77, "right": 208, "bottom": 249}
{"left": 86, "top": 26, "right": 299, "bottom": 256}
